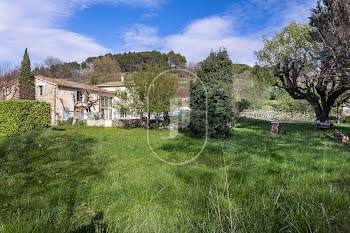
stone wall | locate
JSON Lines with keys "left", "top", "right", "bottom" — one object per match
{"left": 34, "top": 79, "right": 56, "bottom": 125}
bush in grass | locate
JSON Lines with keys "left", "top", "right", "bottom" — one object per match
{"left": 189, "top": 49, "right": 234, "bottom": 138}
{"left": 345, "top": 116, "right": 350, "bottom": 123}
{"left": 0, "top": 100, "right": 51, "bottom": 137}
{"left": 57, "top": 118, "right": 74, "bottom": 126}
{"left": 74, "top": 119, "right": 87, "bottom": 126}
{"left": 234, "top": 99, "right": 250, "bottom": 120}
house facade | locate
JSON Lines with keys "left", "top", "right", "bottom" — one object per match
{"left": 96, "top": 81, "right": 141, "bottom": 120}
{"left": 33, "top": 76, "right": 115, "bottom": 126}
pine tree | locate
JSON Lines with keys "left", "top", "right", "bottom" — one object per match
{"left": 19, "top": 48, "right": 35, "bottom": 99}
{"left": 189, "top": 49, "right": 234, "bottom": 138}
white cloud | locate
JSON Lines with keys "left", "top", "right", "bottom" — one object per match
{"left": 122, "top": 0, "right": 318, "bottom": 66}
{"left": 228, "top": 0, "right": 318, "bottom": 36}
{"left": 0, "top": 0, "right": 165, "bottom": 63}
{"left": 123, "top": 17, "right": 262, "bottom": 66}
{"left": 164, "top": 17, "right": 262, "bottom": 65}
{"left": 122, "top": 25, "right": 164, "bottom": 52}
{"left": 0, "top": 27, "right": 109, "bottom": 63}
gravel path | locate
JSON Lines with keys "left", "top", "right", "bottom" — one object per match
{"left": 278, "top": 121, "right": 315, "bottom": 124}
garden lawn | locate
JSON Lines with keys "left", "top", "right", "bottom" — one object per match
{"left": 0, "top": 119, "right": 350, "bottom": 232}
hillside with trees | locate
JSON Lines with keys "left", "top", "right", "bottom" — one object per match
{"left": 33, "top": 50, "right": 187, "bottom": 85}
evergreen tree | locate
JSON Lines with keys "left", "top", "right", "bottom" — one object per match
{"left": 189, "top": 49, "right": 234, "bottom": 138}
{"left": 19, "top": 48, "right": 34, "bottom": 99}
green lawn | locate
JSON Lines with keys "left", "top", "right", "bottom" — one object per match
{"left": 1, "top": 119, "right": 350, "bottom": 232}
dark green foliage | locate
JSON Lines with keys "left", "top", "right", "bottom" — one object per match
{"left": 81, "top": 62, "right": 87, "bottom": 70}
{"left": 232, "top": 64, "right": 251, "bottom": 74}
{"left": 57, "top": 118, "right": 74, "bottom": 126}
{"left": 114, "top": 51, "right": 170, "bottom": 72}
{"left": 19, "top": 48, "right": 35, "bottom": 99}
{"left": 0, "top": 100, "right": 51, "bottom": 137}
{"left": 345, "top": 116, "right": 350, "bottom": 123}
{"left": 86, "top": 51, "right": 186, "bottom": 73}
{"left": 234, "top": 99, "right": 250, "bottom": 119}
{"left": 251, "top": 65, "right": 275, "bottom": 85}
{"left": 74, "top": 119, "right": 87, "bottom": 126}
{"left": 189, "top": 50, "right": 234, "bottom": 138}
{"left": 66, "top": 61, "right": 81, "bottom": 70}
{"left": 167, "top": 51, "right": 187, "bottom": 68}
{"left": 34, "top": 51, "right": 187, "bottom": 84}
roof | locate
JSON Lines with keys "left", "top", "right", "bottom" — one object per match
{"left": 35, "top": 75, "right": 113, "bottom": 94}
{"left": 96, "top": 81, "right": 125, "bottom": 87}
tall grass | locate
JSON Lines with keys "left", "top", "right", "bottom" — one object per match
{"left": 0, "top": 120, "right": 350, "bottom": 232}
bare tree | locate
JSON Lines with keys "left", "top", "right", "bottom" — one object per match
{"left": 58, "top": 89, "right": 103, "bottom": 120}
{"left": 79, "top": 90, "right": 101, "bottom": 113}
{"left": 0, "top": 62, "right": 20, "bottom": 100}
{"left": 33, "top": 57, "right": 89, "bottom": 83}
{"left": 90, "top": 55, "right": 121, "bottom": 84}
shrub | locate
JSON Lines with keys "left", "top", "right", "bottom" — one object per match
{"left": 189, "top": 49, "right": 234, "bottom": 138}
{"left": 94, "top": 113, "right": 101, "bottom": 120}
{"left": 0, "top": 100, "right": 51, "bottom": 137}
{"left": 234, "top": 99, "right": 250, "bottom": 119}
{"left": 57, "top": 118, "right": 74, "bottom": 126}
{"left": 74, "top": 119, "right": 87, "bottom": 126}
{"left": 345, "top": 116, "right": 350, "bottom": 123}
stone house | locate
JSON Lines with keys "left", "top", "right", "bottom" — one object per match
{"left": 34, "top": 76, "right": 114, "bottom": 126}
{"left": 1, "top": 74, "right": 185, "bottom": 127}
{"left": 96, "top": 81, "right": 141, "bottom": 120}
{"left": 0, "top": 75, "right": 115, "bottom": 126}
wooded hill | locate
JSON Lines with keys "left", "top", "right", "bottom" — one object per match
{"left": 33, "top": 51, "right": 187, "bottom": 85}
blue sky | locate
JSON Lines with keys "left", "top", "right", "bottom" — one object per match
{"left": 0, "top": 0, "right": 317, "bottom": 66}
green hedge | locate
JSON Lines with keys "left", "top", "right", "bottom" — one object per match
{"left": 0, "top": 100, "right": 51, "bottom": 137}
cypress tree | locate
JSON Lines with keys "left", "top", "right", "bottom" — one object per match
{"left": 19, "top": 48, "right": 35, "bottom": 99}
{"left": 189, "top": 49, "right": 234, "bottom": 138}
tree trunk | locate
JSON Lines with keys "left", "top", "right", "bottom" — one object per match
{"left": 271, "top": 121, "right": 279, "bottom": 135}
{"left": 316, "top": 111, "right": 330, "bottom": 122}
{"left": 312, "top": 102, "right": 332, "bottom": 123}
{"left": 337, "top": 104, "right": 341, "bottom": 124}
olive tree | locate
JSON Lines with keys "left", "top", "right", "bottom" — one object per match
{"left": 256, "top": 0, "right": 350, "bottom": 123}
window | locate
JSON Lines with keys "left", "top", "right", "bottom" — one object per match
{"left": 77, "top": 91, "right": 83, "bottom": 101}
{"left": 120, "top": 109, "right": 127, "bottom": 119}
{"left": 100, "top": 96, "right": 113, "bottom": 120}
{"left": 35, "top": 85, "right": 46, "bottom": 97}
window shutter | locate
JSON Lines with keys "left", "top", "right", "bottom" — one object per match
{"left": 42, "top": 85, "right": 46, "bottom": 96}
{"left": 72, "top": 90, "right": 77, "bottom": 102}
{"left": 35, "top": 86, "right": 38, "bottom": 97}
